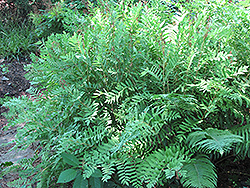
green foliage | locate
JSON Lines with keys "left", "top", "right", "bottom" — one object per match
{"left": 57, "top": 169, "right": 78, "bottom": 183}
{"left": 30, "top": 3, "right": 70, "bottom": 39}
{"left": 231, "top": 124, "right": 250, "bottom": 160}
{"left": 73, "top": 174, "right": 88, "bottom": 188}
{"left": 139, "top": 146, "right": 190, "bottom": 187}
{"left": 0, "top": 20, "right": 37, "bottom": 59}
{"left": 0, "top": 64, "right": 9, "bottom": 74}
{"left": 0, "top": 96, "right": 12, "bottom": 106}
{"left": 57, "top": 152, "right": 103, "bottom": 186}
{"left": 61, "top": 152, "right": 80, "bottom": 167}
{"left": 3, "top": 0, "right": 250, "bottom": 187}
{"left": 228, "top": 4, "right": 250, "bottom": 67}
{"left": 181, "top": 155, "right": 217, "bottom": 188}
{"left": 187, "top": 128, "right": 242, "bottom": 155}
{"left": 237, "top": 0, "right": 250, "bottom": 8}
{"left": 30, "top": 1, "right": 92, "bottom": 39}
{"left": 51, "top": 0, "right": 97, "bottom": 13}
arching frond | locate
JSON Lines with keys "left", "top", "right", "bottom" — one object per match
{"left": 187, "top": 128, "right": 242, "bottom": 155}
{"left": 231, "top": 124, "right": 250, "bottom": 160}
{"left": 181, "top": 155, "right": 217, "bottom": 188}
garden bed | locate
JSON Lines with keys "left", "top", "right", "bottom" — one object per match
{"left": 1, "top": 1, "right": 250, "bottom": 187}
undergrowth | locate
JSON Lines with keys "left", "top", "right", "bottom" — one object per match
{"left": 0, "top": 20, "right": 37, "bottom": 60}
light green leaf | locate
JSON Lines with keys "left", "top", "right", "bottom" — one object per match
{"left": 57, "top": 169, "right": 77, "bottom": 183}
{"left": 61, "top": 152, "right": 79, "bottom": 167}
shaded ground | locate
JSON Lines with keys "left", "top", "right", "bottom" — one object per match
{"left": 0, "top": 57, "right": 30, "bottom": 98}
{"left": 216, "top": 156, "right": 250, "bottom": 187}
{"left": 0, "top": 57, "right": 250, "bottom": 187}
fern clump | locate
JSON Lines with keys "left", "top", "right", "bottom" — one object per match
{"left": 3, "top": 0, "right": 250, "bottom": 187}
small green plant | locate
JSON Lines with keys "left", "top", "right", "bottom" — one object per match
{"left": 0, "top": 64, "right": 9, "bottom": 74}
{"left": 30, "top": 3, "right": 67, "bottom": 39}
{"left": 30, "top": 2, "right": 92, "bottom": 40}
{"left": 57, "top": 152, "right": 103, "bottom": 187}
{"left": 3, "top": 0, "right": 250, "bottom": 187}
{"left": 0, "top": 96, "right": 12, "bottom": 106}
{"left": 0, "top": 20, "right": 37, "bottom": 60}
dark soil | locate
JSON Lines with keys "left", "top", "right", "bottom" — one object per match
{"left": 0, "top": 57, "right": 250, "bottom": 188}
{"left": 216, "top": 156, "right": 250, "bottom": 187}
{"left": 0, "top": 57, "right": 30, "bottom": 98}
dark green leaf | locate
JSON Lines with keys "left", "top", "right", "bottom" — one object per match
{"left": 91, "top": 169, "right": 103, "bottom": 178}
{"left": 89, "top": 177, "right": 103, "bottom": 188}
{"left": 73, "top": 174, "right": 88, "bottom": 188}
{"left": 0, "top": 161, "right": 13, "bottom": 167}
{"left": 104, "top": 181, "right": 123, "bottom": 188}
{"left": 61, "top": 152, "right": 79, "bottom": 167}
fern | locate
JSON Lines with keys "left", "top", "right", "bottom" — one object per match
{"left": 187, "top": 128, "right": 243, "bottom": 155}
{"left": 3, "top": 0, "right": 250, "bottom": 187}
{"left": 181, "top": 155, "right": 217, "bottom": 188}
{"left": 139, "top": 145, "right": 191, "bottom": 188}
{"left": 231, "top": 124, "right": 250, "bottom": 160}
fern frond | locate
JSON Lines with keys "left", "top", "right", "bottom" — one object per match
{"left": 231, "top": 124, "right": 250, "bottom": 160}
{"left": 139, "top": 145, "right": 191, "bottom": 188}
{"left": 187, "top": 128, "right": 242, "bottom": 155}
{"left": 176, "top": 116, "right": 203, "bottom": 142}
{"left": 181, "top": 155, "right": 217, "bottom": 188}
{"left": 117, "top": 156, "right": 141, "bottom": 187}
